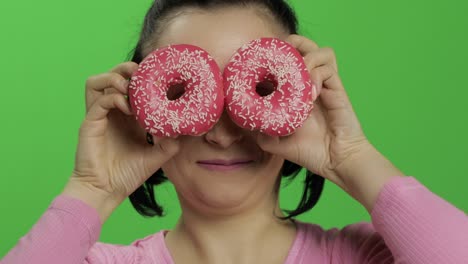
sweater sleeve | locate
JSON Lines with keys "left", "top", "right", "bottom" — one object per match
{"left": 370, "top": 176, "right": 468, "bottom": 263}
{"left": 327, "top": 176, "right": 468, "bottom": 264}
{"left": 1, "top": 195, "right": 115, "bottom": 264}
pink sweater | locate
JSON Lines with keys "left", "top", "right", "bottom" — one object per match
{"left": 2, "top": 176, "right": 468, "bottom": 263}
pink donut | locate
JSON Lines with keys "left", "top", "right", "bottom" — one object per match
{"left": 223, "top": 38, "right": 317, "bottom": 136}
{"left": 128, "top": 44, "right": 224, "bottom": 137}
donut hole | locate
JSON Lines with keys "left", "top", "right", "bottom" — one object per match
{"left": 256, "top": 79, "right": 277, "bottom": 97}
{"left": 166, "top": 82, "right": 186, "bottom": 100}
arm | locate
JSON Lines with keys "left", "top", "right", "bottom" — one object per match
{"left": 333, "top": 147, "right": 468, "bottom": 264}
{"left": 370, "top": 176, "right": 468, "bottom": 263}
{"left": 1, "top": 195, "right": 102, "bottom": 264}
{"left": 1, "top": 181, "right": 125, "bottom": 264}
{"left": 1, "top": 60, "right": 179, "bottom": 264}
{"left": 1, "top": 194, "right": 156, "bottom": 264}
{"left": 247, "top": 34, "right": 468, "bottom": 263}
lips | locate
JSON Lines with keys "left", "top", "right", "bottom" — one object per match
{"left": 197, "top": 159, "right": 254, "bottom": 165}
{"left": 196, "top": 158, "right": 255, "bottom": 171}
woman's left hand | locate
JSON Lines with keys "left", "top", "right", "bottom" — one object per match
{"left": 257, "top": 34, "right": 386, "bottom": 195}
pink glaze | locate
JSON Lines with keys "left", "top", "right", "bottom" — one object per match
{"left": 128, "top": 44, "right": 224, "bottom": 137}
{"left": 223, "top": 38, "right": 316, "bottom": 136}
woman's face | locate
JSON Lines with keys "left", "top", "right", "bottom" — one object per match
{"left": 155, "top": 6, "right": 288, "bottom": 214}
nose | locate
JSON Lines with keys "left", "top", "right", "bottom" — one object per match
{"left": 204, "top": 111, "right": 244, "bottom": 148}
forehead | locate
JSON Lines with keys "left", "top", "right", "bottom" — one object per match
{"left": 151, "top": 6, "right": 287, "bottom": 69}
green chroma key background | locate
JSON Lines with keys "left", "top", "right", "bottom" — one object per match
{"left": 1, "top": 0, "right": 467, "bottom": 256}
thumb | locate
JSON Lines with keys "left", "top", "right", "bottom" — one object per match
{"left": 256, "top": 133, "right": 282, "bottom": 154}
{"left": 143, "top": 135, "right": 180, "bottom": 174}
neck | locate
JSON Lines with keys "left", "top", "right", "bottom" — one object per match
{"left": 165, "top": 193, "right": 297, "bottom": 264}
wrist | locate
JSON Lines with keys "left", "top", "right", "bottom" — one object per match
{"left": 61, "top": 178, "right": 124, "bottom": 222}
{"left": 334, "top": 144, "right": 405, "bottom": 213}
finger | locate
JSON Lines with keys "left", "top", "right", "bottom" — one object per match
{"left": 86, "top": 93, "right": 133, "bottom": 122}
{"left": 85, "top": 73, "right": 129, "bottom": 113}
{"left": 256, "top": 133, "right": 281, "bottom": 154}
{"left": 309, "top": 64, "right": 341, "bottom": 100}
{"left": 86, "top": 72, "right": 129, "bottom": 95}
{"left": 256, "top": 132, "right": 306, "bottom": 166}
{"left": 109, "top": 61, "right": 139, "bottom": 79}
{"left": 285, "top": 34, "right": 319, "bottom": 56}
{"left": 309, "top": 96, "right": 326, "bottom": 118}
{"left": 303, "top": 47, "right": 338, "bottom": 73}
{"left": 85, "top": 62, "right": 139, "bottom": 113}
{"left": 319, "top": 72, "right": 353, "bottom": 112}
{"left": 143, "top": 136, "right": 181, "bottom": 176}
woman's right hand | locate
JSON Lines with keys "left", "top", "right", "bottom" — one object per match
{"left": 62, "top": 62, "right": 180, "bottom": 221}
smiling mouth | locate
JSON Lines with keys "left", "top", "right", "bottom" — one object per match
{"left": 196, "top": 159, "right": 254, "bottom": 171}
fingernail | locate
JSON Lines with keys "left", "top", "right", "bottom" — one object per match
{"left": 121, "top": 79, "right": 129, "bottom": 89}
{"left": 312, "top": 84, "right": 322, "bottom": 101}
{"left": 312, "top": 85, "right": 318, "bottom": 101}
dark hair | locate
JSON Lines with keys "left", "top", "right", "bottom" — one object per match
{"left": 127, "top": 0, "right": 325, "bottom": 220}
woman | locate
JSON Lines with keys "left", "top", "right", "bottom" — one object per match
{"left": 2, "top": 0, "right": 467, "bottom": 263}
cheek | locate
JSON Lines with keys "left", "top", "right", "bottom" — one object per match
{"left": 252, "top": 154, "right": 284, "bottom": 189}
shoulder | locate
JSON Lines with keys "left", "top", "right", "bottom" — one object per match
{"left": 295, "top": 221, "right": 393, "bottom": 263}
{"left": 86, "top": 230, "right": 169, "bottom": 264}
{"left": 295, "top": 221, "right": 380, "bottom": 248}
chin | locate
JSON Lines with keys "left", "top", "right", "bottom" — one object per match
{"left": 178, "top": 174, "right": 275, "bottom": 214}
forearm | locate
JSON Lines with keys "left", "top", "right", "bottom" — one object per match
{"left": 61, "top": 178, "right": 123, "bottom": 223}
{"left": 333, "top": 144, "right": 405, "bottom": 213}
{"left": 331, "top": 147, "right": 468, "bottom": 262}
{"left": 1, "top": 195, "right": 102, "bottom": 264}
{"left": 371, "top": 176, "right": 468, "bottom": 263}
